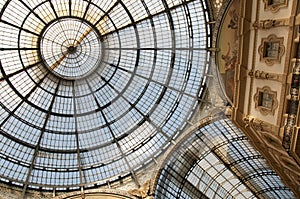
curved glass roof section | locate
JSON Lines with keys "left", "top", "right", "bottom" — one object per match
{"left": 155, "top": 118, "right": 295, "bottom": 198}
{"left": 0, "top": 0, "right": 210, "bottom": 190}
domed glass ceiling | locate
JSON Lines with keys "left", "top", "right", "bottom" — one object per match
{"left": 0, "top": 0, "right": 210, "bottom": 190}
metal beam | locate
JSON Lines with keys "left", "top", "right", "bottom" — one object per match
{"left": 72, "top": 81, "right": 84, "bottom": 193}
{"left": 94, "top": 0, "right": 120, "bottom": 27}
{"left": 49, "top": 0, "right": 59, "bottom": 19}
{"left": 211, "top": 121, "right": 283, "bottom": 199}
{"left": 0, "top": 71, "right": 47, "bottom": 129}
{"left": 100, "top": 105, "right": 141, "bottom": 187}
{"left": 100, "top": 0, "right": 197, "bottom": 38}
{"left": 69, "top": 0, "right": 72, "bottom": 16}
{"left": 0, "top": 18, "right": 40, "bottom": 36}
{"left": 0, "top": 61, "right": 41, "bottom": 82}
{"left": 0, "top": 47, "right": 38, "bottom": 51}
{"left": 210, "top": 149, "right": 258, "bottom": 198}
{"left": 0, "top": 0, "right": 12, "bottom": 19}
{"left": 83, "top": 0, "right": 92, "bottom": 20}
{"left": 20, "top": 78, "right": 56, "bottom": 198}
{"left": 256, "top": 187, "right": 292, "bottom": 197}
{"left": 101, "top": 75, "right": 172, "bottom": 141}
{"left": 104, "top": 47, "right": 206, "bottom": 50}
{"left": 19, "top": 0, "right": 47, "bottom": 25}
{"left": 85, "top": 77, "right": 140, "bottom": 187}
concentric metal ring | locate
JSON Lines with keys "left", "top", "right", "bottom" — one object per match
{"left": 0, "top": 0, "right": 211, "bottom": 190}
{"left": 39, "top": 18, "right": 103, "bottom": 80}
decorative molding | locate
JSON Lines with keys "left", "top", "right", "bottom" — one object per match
{"left": 207, "top": 47, "right": 220, "bottom": 52}
{"left": 235, "top": 0, "right": 300, "bottom": 196}
{"left": 248, "top": 69, "right": 270, "bottom": 79}
{"left": 290, "top": 127, "right": 300, "bottom": 165}
{"left": 261, "top": 132, "right": 283, "bottom": 149}
{"left": 53, "top": 188, "right": 136, "bottom": 199}
{"left": 239, "top": 115, "right": 300, "bottom": 198}
{"left": 263, "top": 0, "right": 289, "bottom": 13}
{"left": 248, "top": 69, "right": 286, "bottom": 82}
{"left": 0, "top": 183, "right": 54, "bottom": 199}
{"left": 225, "top": 105, "right": 232, "bottom": 117}
{"left": 282, "top": 47, "right": 300, "bottom": 152}
{"left": 258, "top": 34, "right": 285, "bottom": 66}
{"left": 254, "top": 86, "right": 279, "bottom": 115}
{"left": 128, "top": 180, "right": 154, "bottom": 199}
{"left": 253, "top": 18, "right": 289, "bottom": 29}
{"left": 243, "top": 115, "right": 277, "bottom": 133}
{"left": 296, "top": 14, "right": 300, "bottom": 25}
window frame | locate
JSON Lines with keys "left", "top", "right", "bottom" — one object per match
{"left": 263, "top": 0, "right": 288, "bottom": 12}
{"left": 254, "top": 86, "right": 278, "bottom": 115}
{"left": 258, "top": 34, "right": 285, "bottom": 66}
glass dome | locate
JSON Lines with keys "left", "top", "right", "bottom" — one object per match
{"left": 0, "top": 0, "right": 211, "bottom": 190}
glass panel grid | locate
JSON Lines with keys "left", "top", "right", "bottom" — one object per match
{"left": 0, "top": 0, "right": 209, "bottom": 190}
{"left": 155, "top": 119, "right": 295, "bottom": 198}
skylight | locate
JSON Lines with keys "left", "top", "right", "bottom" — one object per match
{"left": 0, "top": 0, "right": 209, "bottom": 190}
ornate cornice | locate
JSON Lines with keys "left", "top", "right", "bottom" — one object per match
{"left": 53, "top": 188, "right": 136, "bottom": 199}
{"left": 239, "top": 115, "right": 300, "bottom": 197}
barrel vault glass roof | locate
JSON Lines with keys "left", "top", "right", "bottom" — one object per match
{"left": 0, "top": 0, "right": 210, "bottom": 191}
{"left": 155, "top": 118, "right": 295, "bottom": 198}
